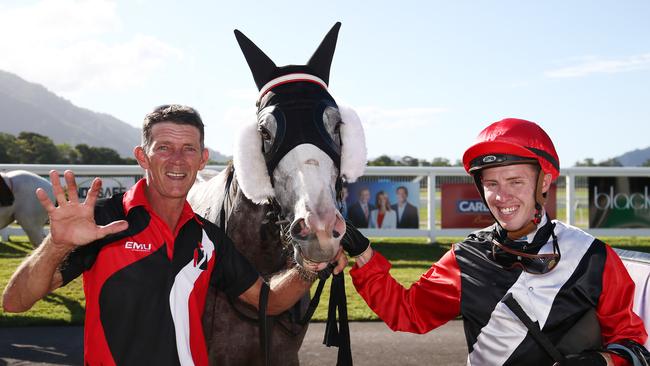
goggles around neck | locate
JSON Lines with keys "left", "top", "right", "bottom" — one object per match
{"left": 490, "top": 227, "right": 561, "bottom": 275}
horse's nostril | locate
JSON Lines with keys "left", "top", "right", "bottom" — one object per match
{"left": 291, "top": 218, "right": 310, "bottom": 240}
{"left": 333, "top": 230, "right": 340, "bottom": 238}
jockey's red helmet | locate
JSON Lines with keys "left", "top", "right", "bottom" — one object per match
{"left": 462, "top": 118, "right": 560, "bottom": 181}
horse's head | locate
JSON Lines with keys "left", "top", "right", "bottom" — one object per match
{"left": 233, "top": 22, "right": 366, "bottom": 270}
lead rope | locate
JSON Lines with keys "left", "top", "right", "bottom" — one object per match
{"left": 258, "top": 281, "right": 272, "bottom": 366}
{"left": 321, "top": 175, "right": 353, "bottom": 365}
{"left": 324, "top": 271, "right": 353, "bottom": 365}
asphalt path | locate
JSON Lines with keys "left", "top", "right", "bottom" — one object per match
{"left": 0, "top": 321, "right": 467, "bottom": 365}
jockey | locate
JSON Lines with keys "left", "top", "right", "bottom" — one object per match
{"left": 340, "top": 118, "right": 650, "bottom": 365}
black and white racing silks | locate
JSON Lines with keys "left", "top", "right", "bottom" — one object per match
{"left": 351, "top": 216, "right": 649, "bottom": 365}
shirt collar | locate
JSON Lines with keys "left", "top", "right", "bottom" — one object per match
{"left": 122, "top": 178, "right": 196, "bottom": 224}
{"left": 494, "top": 210, "right": 554, "bottom": 247}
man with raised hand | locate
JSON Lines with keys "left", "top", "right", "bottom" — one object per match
{"left": 340, "top": 118, "right": 649, "bottom": 365}
{"left": 2, "top": 104, "right": 344, "bottom": 366}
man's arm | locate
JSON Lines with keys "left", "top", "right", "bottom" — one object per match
{"left": 239, "top": 255, "right": 347, "bottom": 316}
{"left": 2, "top": 235, "right": 68, "bottom": 312}
{"left": 342, "top": 222, "right": 460, "bottom": 333}
{"left": 596, "top": 245, "right": 650, "bottom": 366}
{"left": 1, "top": 170, "right": 128, "bottom": 313}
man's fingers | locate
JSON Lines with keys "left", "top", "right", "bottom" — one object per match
{"left": 35, "top": 187, "right": 56, "bottom": 213}
{"left": 49, "top": 170, "right": 67, "bottom": 206}
{"left": 332, "top": 248, "right": 348, "bottom": 275}
{"left": 64, "top": 170, "right": 79, "bottom": 204}
{"left": 84, "top": 178, "right": 102, "bottom": 208}
{"left": 97, "top": 220, "right": 129, "bottom": 238}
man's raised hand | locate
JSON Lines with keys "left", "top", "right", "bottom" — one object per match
{"left": 36, "top": 170, "right": 128, "bottom": 249}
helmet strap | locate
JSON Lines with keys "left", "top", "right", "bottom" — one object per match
{"left": 506, "top": 167, "right": 546, "bottom": 240}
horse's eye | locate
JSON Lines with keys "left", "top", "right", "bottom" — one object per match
{"left": 258, "top": 126, "right": 272, "bottom": 141}
{"left": 334, "top": 121, "right": 343, "bottom": 134}
{"left": 323, "top": 106, "right": 342, "bottom": 143}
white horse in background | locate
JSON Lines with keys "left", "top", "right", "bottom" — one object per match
{"left": 0, "top": 170, "right": 53, "bottom": 247}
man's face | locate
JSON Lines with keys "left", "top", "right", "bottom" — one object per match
{"left": 396, "top": 188, "right": 407, "bottom": 204}
{"left": 481, "top": 164, "right": 550, "bottom": 232}
{"left": 135, "top": 122, "right": 208, "bottom": 201}
{"left": 359, "top": 189, "right": 370, "bottom": 204}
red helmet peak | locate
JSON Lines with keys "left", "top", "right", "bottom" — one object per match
{"left": 462, "top": 118, "right": 560, "bottom": 181}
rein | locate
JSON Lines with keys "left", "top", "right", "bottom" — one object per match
{"left": 219, "top": 167, "right": 353, "bottom": 365}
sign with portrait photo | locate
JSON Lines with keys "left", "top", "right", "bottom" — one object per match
{"left": 343, "top": 180, "right": 420, "bottom": 229}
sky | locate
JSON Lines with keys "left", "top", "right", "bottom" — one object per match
{"left": 0, "top": 0, "right": 649, "bottom": 166}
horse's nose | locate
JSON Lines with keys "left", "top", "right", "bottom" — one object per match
{"left": 290, "top": 210, "right": 344, "bottom": 240}
{"left": 290, "top": 218, "right": 311, "bottom": 240}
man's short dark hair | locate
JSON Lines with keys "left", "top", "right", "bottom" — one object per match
{"left": 142, "top": 104, "right": 205, "bottom": 151}
{"left": 396, "top": 186, "right": 408, "bottom": 196}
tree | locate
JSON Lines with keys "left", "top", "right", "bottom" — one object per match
{"left": 642, "top": 159, "right": 650, "bottom": 167}
{"left": 123, "top": 157, "right": 138, "bottom": 165}
{"left": 369, "top": 155, "right": 396, "bottom": 166}
{"left": 575, "top": 158, "right": 596, "bottom": 167}
{"left": 75, "top": 144, "right": 124, "bottom": 164}
{"left": 401, "top": 155, "right": 419, "bottom": 166}
{"left": 430, "top": 157, "right": 451, "bottom": 167}
{"left": 597, "top": 158, "right": 622, "bottom": 167}
{"left": 0, "top": 133, "right": 20, "bottom": 163}
{"left": 16, "top": 132, "right": 61, "bottom": 164}
{"left": 57, "top": 143, "right": 80, "bottom": 164}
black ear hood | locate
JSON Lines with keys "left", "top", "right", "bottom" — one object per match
{"left": 234, "top": 22, "right": 341, "bottom": 92}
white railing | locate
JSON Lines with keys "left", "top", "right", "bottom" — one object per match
{"left": 2, "top": 164, "right": 650, "bottom": 241}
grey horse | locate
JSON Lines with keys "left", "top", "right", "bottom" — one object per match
{"left": 0, "top": 170, "right": 53, "bottom": 247}
{"left": 188, "top": 22, "right": 367, "bottom": 365}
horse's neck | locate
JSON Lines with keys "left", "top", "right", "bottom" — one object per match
{"left": 224, "top": 173, "right": 289, "bottom": 276}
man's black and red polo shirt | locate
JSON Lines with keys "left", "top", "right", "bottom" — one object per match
{"left": 60, "top": 179, "right": 259, "bottom": 366}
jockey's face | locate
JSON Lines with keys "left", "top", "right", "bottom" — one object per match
{"left": 481, "top": 164, "right": 549, "bottom": 232}
{"left": 135, "top": 122, "right": 208, "bottom": 202}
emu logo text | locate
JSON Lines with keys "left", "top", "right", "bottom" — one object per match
{"left": 124, "top": 241, "right": 152, "bottom": 252}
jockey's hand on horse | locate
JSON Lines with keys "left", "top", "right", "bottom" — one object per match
{"left": 341, "top": 219, "right": 371, "bottom": 257}
{"left": 36, "top": 170, "right": 129, "bottom": 249}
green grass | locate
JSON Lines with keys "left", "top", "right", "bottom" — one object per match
{"left": 0, "top": 238, "right": 85, "bottom": 326}
{"left": 1, "top": 234, "right": 649, "bottom": 326}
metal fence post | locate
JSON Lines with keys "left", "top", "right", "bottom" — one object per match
{"left": 428, "top": 173, "right": 436, "bottom": 243}
{"left": 565, "top": 173, "right": 575, "bottom": 226}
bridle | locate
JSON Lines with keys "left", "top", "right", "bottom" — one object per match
{"left": 257, "top": 81, "right": 343, "bottom": 182}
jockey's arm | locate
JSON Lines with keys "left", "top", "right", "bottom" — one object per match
{"left": 2, "top": 235, "right": 67, "bottom": 312}
{"left": 239, "top": 254, "right": 348, "bottom": 316}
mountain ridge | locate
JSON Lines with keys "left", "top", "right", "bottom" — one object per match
{"left": 0, "top": 70, "right": 230, "bottom": 162}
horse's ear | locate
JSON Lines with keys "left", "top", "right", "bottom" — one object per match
{"left": 307, "top": 22, "right": 341, "bottom": 86}
{"left": 234, "top": 29, "right": 278, "bottom": 90}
